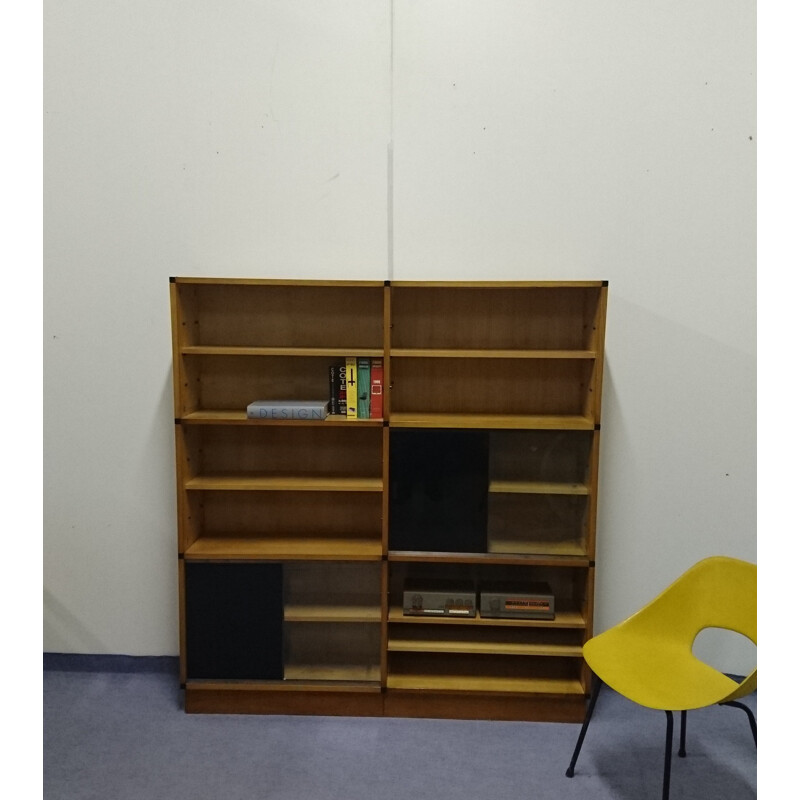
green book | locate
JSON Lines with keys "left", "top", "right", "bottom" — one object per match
{"left": 357, "top": 357, "right": 370, "bottom": 418}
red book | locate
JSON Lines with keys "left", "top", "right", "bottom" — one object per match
{"left": 370, "top": 359, "right": 384, "bottom": 419}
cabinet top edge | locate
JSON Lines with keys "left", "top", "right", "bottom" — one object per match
{"left": 389, "top": 281, "right": 607, "bottom": 288}
{"left": 170, "top": 278, "right": 607, "bottom": 289}
{"left": 171, "top": 277, "right": 387, "bottom": 287}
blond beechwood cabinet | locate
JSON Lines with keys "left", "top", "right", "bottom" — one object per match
{"left": 170, "top": 278, "right": 607, "bottom": 721}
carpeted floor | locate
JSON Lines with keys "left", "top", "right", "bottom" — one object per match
{"left": 43, "top": 656, "right": 756, "bottom": 800}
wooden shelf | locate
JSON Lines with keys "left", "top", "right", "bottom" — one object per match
{"left": 389, "top": 413, "right": 596, "bottom": 430}
{"left": 386, "top": 673, "right": 584, "bottom": 695}
{"left": 180, "top": 410, "right": 383, "bottom": 426}
{"left": 390, "top": 348, "right": 596, "bottom": 360}
{"left": 388, "top": 630, "right": 583, "bottom": 657}
{"left": 184, "top": 536, "right": 383, "bottom": 561}
{"left": 486, "top": 540, "right": 588, "bottom": 559}
{"left": 186, "top": 679, "right": 382, "bottom": 693}
{"left": 284, "top": 603, "right": 382, "bottom": 623}
{"left": 283, "top": 664, "right": 381, "bottom": 682}
{"left": 183, "top": 412, "right": 590, "bottom": 431}
{"left": 388, "top": 606, "right": 586, "bottom": 629}
{"left": 182, "top": 345, "right": 384, "bottom": 358}
{"left": 388, "top": 550, "right": 591, "bottom": 567}
{"left": 184, "top": 475, "right": 383, "bottom": 492}
{"left": 489, "top": 480, "right": 589, "bottom": 495}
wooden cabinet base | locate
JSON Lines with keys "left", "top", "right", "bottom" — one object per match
{"left": 383, "top": 690, "right": 586, "bottom": 723}
{"left": 185, "top": 685, "right": 385, "bottom": 717}
{"left": 184, "top": 684, "right": 586, "bottom": 722}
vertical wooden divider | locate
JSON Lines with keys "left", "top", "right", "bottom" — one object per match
{"left": 172, "top": 280, "right": 189, "bottom": 687}
{"left": 382, "top": 282, "right": 392, "bottom": 420}
{"left": 178, "top": 559, "right": 187, "bottom": 684}
{"left": 380, "top": 283, "right": 392, "bottom": 692}
{"left": 581, "top": 566, "right": 596, "bottom": 695}
{"left": 586, "top": 430, "right": 602, "bottom": 561}
{"left": 591, "top": 285, "right": 609, "bottom": 423}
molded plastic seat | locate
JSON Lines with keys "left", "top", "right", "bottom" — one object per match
{"left": 584, "top": 555, "right": 756, "bottom": 710}
{"left": 566, "top": 555, "right": 756, "bottom": 800}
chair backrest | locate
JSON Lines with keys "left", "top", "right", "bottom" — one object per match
{"left": 623, "top": 556, "right": 756, "bottom": 646}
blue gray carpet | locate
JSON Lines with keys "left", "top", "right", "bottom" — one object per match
{"left": 43, "top": 656, "right": 755, "bottom": 800}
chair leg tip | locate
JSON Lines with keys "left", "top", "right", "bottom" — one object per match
{"left": 566, "top": 768, "right": 575, "bottom": 778}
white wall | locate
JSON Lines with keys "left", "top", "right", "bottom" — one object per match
{"left": 44, "top": 1, "right": 756, "bottom": 673}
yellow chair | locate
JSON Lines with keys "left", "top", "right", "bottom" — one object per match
{"left": 565, "top": 555, "right": 756, "bottom": 800}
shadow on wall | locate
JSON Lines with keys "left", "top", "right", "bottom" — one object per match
{"left": 44, "top": 590, "right": 109, "bottom": 654}
{"left": 44, "top": 366, "right": 181, "bottom": 658}
{"left": 591, "top": 295, "right": 756, "bottom": 674}
{"left": 148, "top": 365, "right": 179, "bottom": 523}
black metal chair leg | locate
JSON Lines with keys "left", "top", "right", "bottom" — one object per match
{"left": 566, "top": 674, "right": 602, "bottom": 777}
{"left": 662, "top": 711, "right": 674, "bottom": 800}
{"left": 722, "top": 700, "right": 757, "bottom": 746}
{"left": 678, "top": 710, "right": 687, "bottom": 757}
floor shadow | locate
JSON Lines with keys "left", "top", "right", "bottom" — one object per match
{"left": 584, "top": 737, "right": 756, "bottom": 799}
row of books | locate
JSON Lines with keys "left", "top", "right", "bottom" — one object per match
{"left": 244, "top": 357, "right": 384, "bottom": 421}
{"left": 330, "top": 357, "right": 383, "bottom": 419}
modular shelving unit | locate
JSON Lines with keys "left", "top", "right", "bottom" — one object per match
{"left": 170, "top": 278, "right": 607, "bottom": 721}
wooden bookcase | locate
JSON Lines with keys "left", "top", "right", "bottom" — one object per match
{"left": 170, "top": 278, "right": 607, "bottom": 721}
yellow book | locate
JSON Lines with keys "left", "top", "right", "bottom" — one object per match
{"left": 345, "top": 357, "right": 358, "bottom": 418}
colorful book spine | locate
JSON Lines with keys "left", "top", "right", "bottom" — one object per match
{"left": 345, "top": 357, "right": 358, "bottom": 418}
{"left": 370, "top": 358, "right": 383, "bottom": 419}
{"left": 337, "top": 362, "right": 348, "bottom": 415}
{"left": 328, "top": 364, "right": 338, "bottom": 414}
{"left": 246, "top": 400, "right": 328, "bottom": 420}
{"left": 357, "top": 357, "right": 370, "bottom": 418}
{"left": 327, "top": 360, "right": 347, "bottom": 415}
